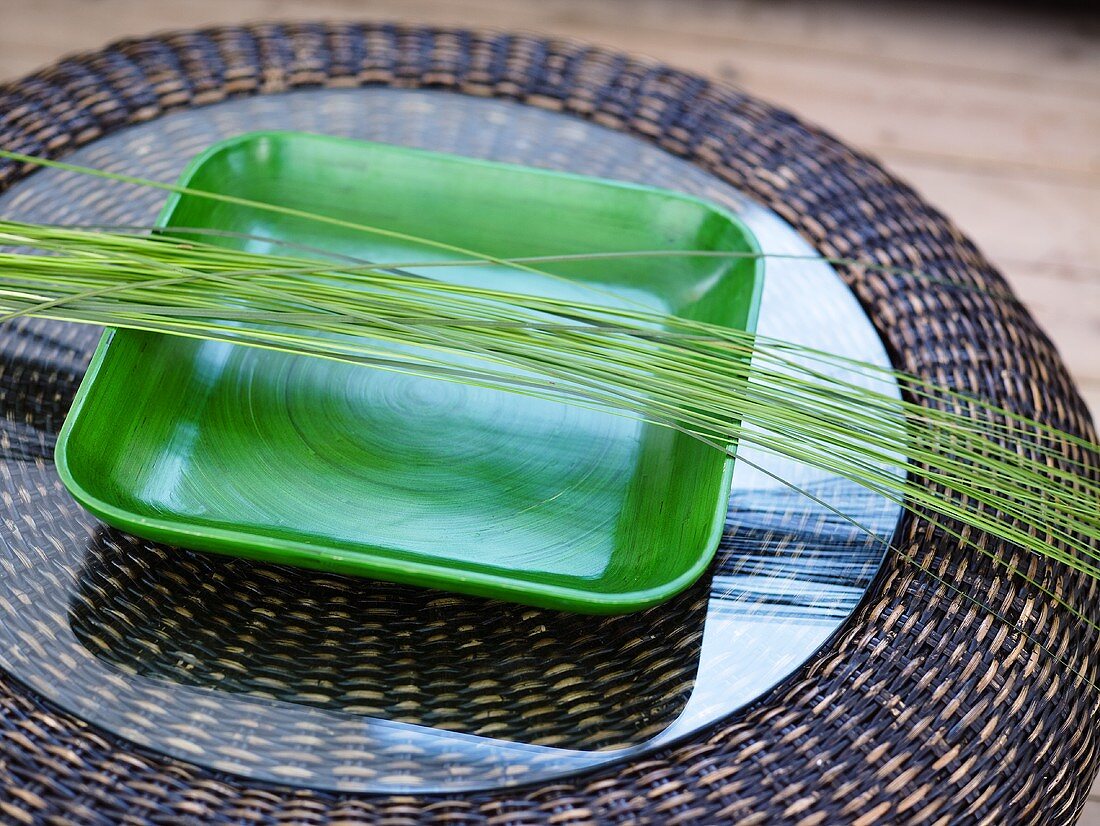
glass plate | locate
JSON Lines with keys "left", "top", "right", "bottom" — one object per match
{"left": 0, "top": 88, "right": 901, "bottom": 793}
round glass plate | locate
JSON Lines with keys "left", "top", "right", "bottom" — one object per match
{"left": 0, "top": 88, "right": 901, "bottom": 793}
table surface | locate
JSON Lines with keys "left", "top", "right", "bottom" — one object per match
{"left": 1, "top": 0, "right": 1097, "bottom": 816}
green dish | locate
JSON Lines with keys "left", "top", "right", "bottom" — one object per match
{"left": 56, "top": 131, "right": 764, "bottom": 613}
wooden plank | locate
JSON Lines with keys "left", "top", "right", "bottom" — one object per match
{"left": 557, "top": 0, "right": 1100, "bottom": 89}
{"left": 710, "top": 53, "right": 1100, "bottom": 178}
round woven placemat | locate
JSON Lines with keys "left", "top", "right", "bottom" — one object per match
{"left": 0, "top": 22, "right": 1097, "bottom": 825}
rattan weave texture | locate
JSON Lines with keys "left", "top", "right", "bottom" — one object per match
{"left": 0, "top": 22, "right": 1097, "bottom": 825}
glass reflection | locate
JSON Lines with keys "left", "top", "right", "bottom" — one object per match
{"left": 69, "top": 527, "right": 709, "bottom": 751}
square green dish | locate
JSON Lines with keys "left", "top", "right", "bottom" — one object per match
{"left": 55, "top": 132, "right": 763, "bottom": 614}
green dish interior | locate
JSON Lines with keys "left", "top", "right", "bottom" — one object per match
{"left": 56, "top": 131, "right": 763, "bottom": 613}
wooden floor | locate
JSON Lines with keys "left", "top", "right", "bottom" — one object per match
{"left": 1, "top": 0, "right": 1099, "bottom": 819}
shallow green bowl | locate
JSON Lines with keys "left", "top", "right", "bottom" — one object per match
{"left": 56, "top": 131, "right": 764, "bottom": 613}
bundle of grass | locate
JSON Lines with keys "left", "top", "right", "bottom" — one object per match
{"left": 0, "top": 148, "right": 1095, "bottom": 629}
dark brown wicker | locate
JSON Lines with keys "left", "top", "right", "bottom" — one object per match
{"left": 0, "top": 22, "right": 1096, "bottom": 825}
